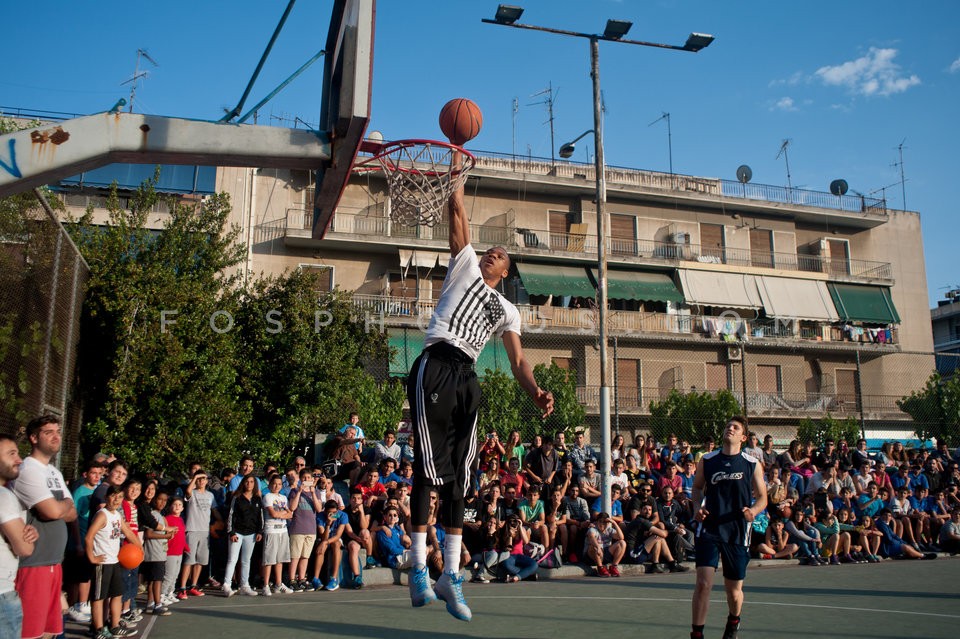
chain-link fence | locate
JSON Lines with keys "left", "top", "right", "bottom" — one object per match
{"left": 0, "top": 190, "right": 88, "bottom": 472}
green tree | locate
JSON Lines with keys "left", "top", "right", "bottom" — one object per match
{"left": 648, "top": 389, "right": 742, "bottom": 446}
{"left": 897, "top": 372, "right": 960, "bottom": 447}
{"left": 234, "top": 269, "right": 391, "bottom": 459}
{"left": 70, "top": 177, "right": 250, "bottom": 473}
{"left": 795, "top": 415, "right": 861, "bottom": 448}
{"left": 529, "top": 362, "right": 586, "bottom": 438}
{"left": 477, "top": 368, "right": 522, "bottom": 440}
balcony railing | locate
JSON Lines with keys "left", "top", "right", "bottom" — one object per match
{"left": 574, "top": 386, "right": 910, "bottom": 419}
{"left": 351, "top": 295, "right": 899, "bottom": 345}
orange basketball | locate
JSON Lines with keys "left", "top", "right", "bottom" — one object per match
{"left": 439, "top": 98, "right": 483, "bottom": 145}
{"left": 118, "top": 543, "right": 144, "bottom": 569}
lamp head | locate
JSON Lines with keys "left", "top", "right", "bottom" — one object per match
{"left": 559, "top": 143, "right": 576, "bottom": 159}
{"left": 603, "top": 19, "right": 633, "bottom": 40}
{"left": 684, "top": 32, "right": 715, "bottom": 52}
{"left": 494, "top": 4, "right": 524, "bottom": 25}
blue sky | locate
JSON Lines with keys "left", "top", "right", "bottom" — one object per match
{"left": 2, "top": 1, "right": 957, "bottom": 307}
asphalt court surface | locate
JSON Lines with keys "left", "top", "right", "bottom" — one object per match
{"left": 130, "top": 558, "right": 959, "bottom": 639}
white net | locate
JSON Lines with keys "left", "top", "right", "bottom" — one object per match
{"left": 366, "top": 140, "right": 475, "bottom": 227}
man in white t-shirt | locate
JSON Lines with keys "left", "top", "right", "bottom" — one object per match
{"left": 12, "top": 415, "right": 77, "bottom": 639}
{"left": 405, "top": 154, "right": 555, "bottom": 622}
{"left": 0, "top": 434, "right": 38, "bottom": 639}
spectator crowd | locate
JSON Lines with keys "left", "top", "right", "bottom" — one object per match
{"left": 1, "top": 413, "right": 959, "bottom": 639}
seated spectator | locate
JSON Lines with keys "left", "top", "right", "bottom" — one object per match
{"left": 477, "top": 458, "right": 502, "bottom": 496}
{"left": 656, "top": 485, "right": 694, "bottom": 562}
{"left": 756, "top": 519, "right": 798, "bottom": 560}
{"left": 810, "top": 510, "right": 849, "bottom": 565}
{"left": 480, "top": 483, "right": 505, "bottom": 523}
{"left": 578, "top": 459, "right": 602, "bottom": 501}
{"left": 378, "top": 458, "right": 400, "bottom": 490}
{"left": 857, "top": 483, "right": 884, "bottom": 519}
{"left": 761, "top": 435, "right": 778, "bottom": 471}
{"left": 499, "top": 514, "right": 539, "bottom": 582}
{"left": 478, "top": 432, "right": 505, "bottom": 473}
{"left": 626, "top": 480, "right": 660, "bottom": 526}
{"left": 608, "top": 458, "right": 629, "bottom": 494}
{"left": 585, "top": 512, "right": 627, "bottom": 577}
{"left": 501, "top": 457, "right": 527, "bottom": 496}
{"left": 469, "top": 517, "right": 503, "bottom": 583}
{"left": 784, "top": 509, "right": 824, "bottom": 565}
{"left": 679, "top": 459, "right": 696, "bottom": 504}
{"left": 937, "top": 509, "right": 960, "bottom": 555}
{"left": 874, "top": 509, "right": 934, "bottom": 560}
{"left": 394, "top": 460, "right": 414, "bottom": 488}
{"left": 544, "top": 487, "right": 570, "bottom": 559}
{"left": 355, "top": 466, "right": 386, "bottom": 508}
{"left": 524, "top": 435, "right": 559, "bottom": 489}
{"left": 562, "top": 485, "right": 591, "bottom": 563}
{"left": 399, "top": 433, "right": 415, "bottom": 465}
{"left": 590, "top": 484, "right": 624, "bottom": 526}
{"left": 656, "top": 461, "right": 682, "bottom": 497}
{"left": 551, "top": 459, "right": 575, "bottom": 499}
{"left": 518, "top": 484, "right": 548, "bottom": 545}
{"left": 622, "top": 502, "right": 685, "bottom": 573}
{"left": 328, "top": 426, "right": 364, "bottom": 485}
{"left": 499, "top": 484, "right": 521, "bottom": 521}
{"left": 375, "top": 505, "right": 411, "bottom": 569}
{"left": 373, "top": 430, "right": 401, "bottom": 465}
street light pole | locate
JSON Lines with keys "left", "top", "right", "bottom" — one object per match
{"left": 589, "top": 36, "right": 613, "bottom": 518}
{"left": 485, "top": 5, "right": 713, "bottom": 516}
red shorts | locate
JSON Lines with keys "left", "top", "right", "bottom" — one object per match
{"left": 15, "top": 564, "right": 63, "bottom": 638}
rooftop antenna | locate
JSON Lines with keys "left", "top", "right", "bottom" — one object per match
{"left": 511, "top": 97, "right": 519, "bottom": 161}
{"left": 121, "top": 48, "right": 158, "bottom": 113}
{"left": 892, "top": 138, "right": 908, "bottom": 210}
{"left": 529, "top": 82, "right": 558, "bottom": 166}
{"left": 649, "top": 112, "right": 673, "bottom": 180}
{"left": 776, "top": 138, "right": 793, "bottom": 191}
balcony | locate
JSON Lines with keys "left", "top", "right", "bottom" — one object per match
{"left": 350, "top": 294, "right": 898, "bottom": 348}
{"left": 575, "top": 386, "right": 911, "bottom": 421}
{"left": 297, "top": 208, "right": 893, "bottom": 285}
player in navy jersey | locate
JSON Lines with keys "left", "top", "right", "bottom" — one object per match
{"left": 406, "top": 151, "right": 554, "bottom": 622}
{"left": 690, "top": 416, "right": 767, "bottom": 639}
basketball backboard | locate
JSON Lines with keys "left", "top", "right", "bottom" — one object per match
{"left": 313, "top": 0, "right": 375, "bottom": 239}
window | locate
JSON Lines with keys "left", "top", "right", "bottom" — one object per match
{"left": 298, "top": 264, "right": 333, "bottom": 293}
{"left": 827, "top": 239, "right": 850, "bottom": 276}
{"left": 756, "top": 364, "right": 782, "bottom": 395}
{"left": 836, "top": 369, "right": 860, "bottom": 407}
{"left": 552, "top": 357, "right": 582, "bottom": 385}
{"left": 616, "top": 358, "right": 641, "bottom": 407}
{"left": 699, "top": 223, "right": 725, "bottom": 262}
{"left": 550, "top": 212, "right": 572, "bottom": 249}
{"left": 388, "top": 273, "right": 417, "bottom": 299}
{"left": 610, "top": 214, "right": 637, "bottom": 256}
{"left": 705, "top": 363, "right": 730, "bottom": 391}
{"left": 750, "top": 228, "right": 774, "bottom": 268}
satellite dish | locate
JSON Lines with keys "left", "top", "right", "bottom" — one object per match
{"left": 736, "top": 165, "right": 753, "bottom": 184}
{"left": 829, "top": 179, "right": 849, "bottom": 196}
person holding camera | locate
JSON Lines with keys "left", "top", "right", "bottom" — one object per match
{"left": 286, "top": 468, "right": 323, "bottom": 591}
{"left": 500, "top": 515, "right": 538, "bottom": 582}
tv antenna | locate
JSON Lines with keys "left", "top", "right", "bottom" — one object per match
{"left": 529, "top": 82, "right": 558, "bottom": 166}
{"left": 892, "top": 138, "right": 908, "bottom": 210}
{"left": 776, "top": 139, "right": 793, "bottom": 190}
{"left": 649, "top": 112, "right": 673, "bottom": 179}
{"left": 512, "top": 97, "right": 519, "bottom": 160}
{"left": 121, "top": 48, "right": 158, "bottom": 113}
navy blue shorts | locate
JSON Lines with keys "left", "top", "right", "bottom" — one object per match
{"left": 695, "top": 530, "right": 749, "bottom": 581}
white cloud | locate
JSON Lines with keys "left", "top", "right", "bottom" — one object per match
{"left": 771, "top": 97, "right": 798, "bottom": 112}
{"left": 950, "top": 57, "right": 960, "bottom": 73}
{"left": 815, "top": 47, "right": 920, "bottom": 96}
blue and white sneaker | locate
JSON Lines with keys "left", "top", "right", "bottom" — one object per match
{"left": 408, "top": 564, "right": 436, "bottom": 608}
{"left": 325, "top": 578, "right": 339, "bottom": 592}
{"left": 434, "top": 570, "right": 472, "bottom": 622}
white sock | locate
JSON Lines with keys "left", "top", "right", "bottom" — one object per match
{"left": 443, "top": 534, "right": 463, "bottom": 573}
{"left": 411, "top": 531, "right": 428, "bottom": 567}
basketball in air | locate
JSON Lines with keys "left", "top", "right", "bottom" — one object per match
{"left": 439, "top": 98, "right": 483, "bottom": 145}
{"left": 118, "top": 543, "right": 144, "bottom": 569}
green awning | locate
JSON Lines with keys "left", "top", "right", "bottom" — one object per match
{"left": 516, "top": 262, "right": 595, "bottom": 298}
{"left": 388, "top": 329, "right": 512, "bottom": 378}
{"left": 590, "top": 269, "right": 684, "bottom": 303}
{"left": 827, "top": 283, "right": 901, "bottom": 324}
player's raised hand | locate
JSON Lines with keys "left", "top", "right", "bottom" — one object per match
{"left": 534, "top": 389, "right": 554, "bottom": 418}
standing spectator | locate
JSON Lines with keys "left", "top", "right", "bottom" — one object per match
{"left": 161, "top": 497, "right": 186, "bottom": 606}
{"left": 178, "top": 468, "right": 216, "bottom": 598}
{"left": 89, "top": 461, "right": 128, "bottom": 524}
{"left": 287, "top": 468, "right": 322, "bottom": 592}
{"left": 85, "top": 485, "right": 141, "bottom": 639}
{"left": 568, "top": 431, "right": 596, "bottom": 480}
{"left": 0, "top": 434, "right": 38, "bottom": 639}
{"left": 227, "top": 456, "right": 256, "bottom": 493}
{"left": 261, "top": 475, "right": 293, "bottom": 595}
{"left": 12, "top": 415, "right": 77, "bottom": 639}
{"left": 222, "top": 475, "right": 263, "bottom": 597}
{"left": 690, "top": 416, "right": 767, "bottom": 639}
{"left": 65, "top": 460, "right": 104, "bottom": 624}
{"left": 118, "top": 478, "right": 143, "bottom": 625}
{"left": 524, "top": 435, "right": 559, "bottom": 489}
{"left": 143, "top": 492, "right": 174, "bottom": 615}
{"left": 373, "top": 430, "right": 401, "bottom": 465}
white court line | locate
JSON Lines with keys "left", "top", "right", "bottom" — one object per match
{"left": 139, "top": 611, "right": 158, "bottom": 639}
{"left": 186, "top": 594, "right": 960, "bottom": 620}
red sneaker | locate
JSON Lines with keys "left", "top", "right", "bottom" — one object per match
{"left": 760, "top": 553, "right": 773, "bottom": 560}
{"left": 187, "top": 587, "right": 205, "bottom": 597}
{"left": 175, "top": 591, "right": 188, "bottom": 600}
{"left": 568, "top": 552, "right": 579, "bottom": 564}
{"left": 608, "top": 564, "right": 621, "bottom": 577}
{"left": 595, "top": 565, "right": 610, "bottom": 577}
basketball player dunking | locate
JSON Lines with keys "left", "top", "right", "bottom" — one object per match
{"left": 406, "top": 153, "right": 554, "bottom": 621}
{"left": 691, "top": 416, "right": 767, "bottom": 639}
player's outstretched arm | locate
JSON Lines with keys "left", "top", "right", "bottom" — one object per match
{"left": 448, "top": 151, "right": 469, "bottom": 255}
{"left": 503, "top": 331, "right": 554, "bottom": 418}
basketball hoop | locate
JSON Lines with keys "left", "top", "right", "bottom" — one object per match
{"left": 356, "top": 139, "right": 476, "bottom": 228}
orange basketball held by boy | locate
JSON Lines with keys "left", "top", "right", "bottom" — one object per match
{"left": 118, "top": 542, "right": 144, "bottom": 569}
{"left": 439, "top": 98, "right": 483, "bottom": 145}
